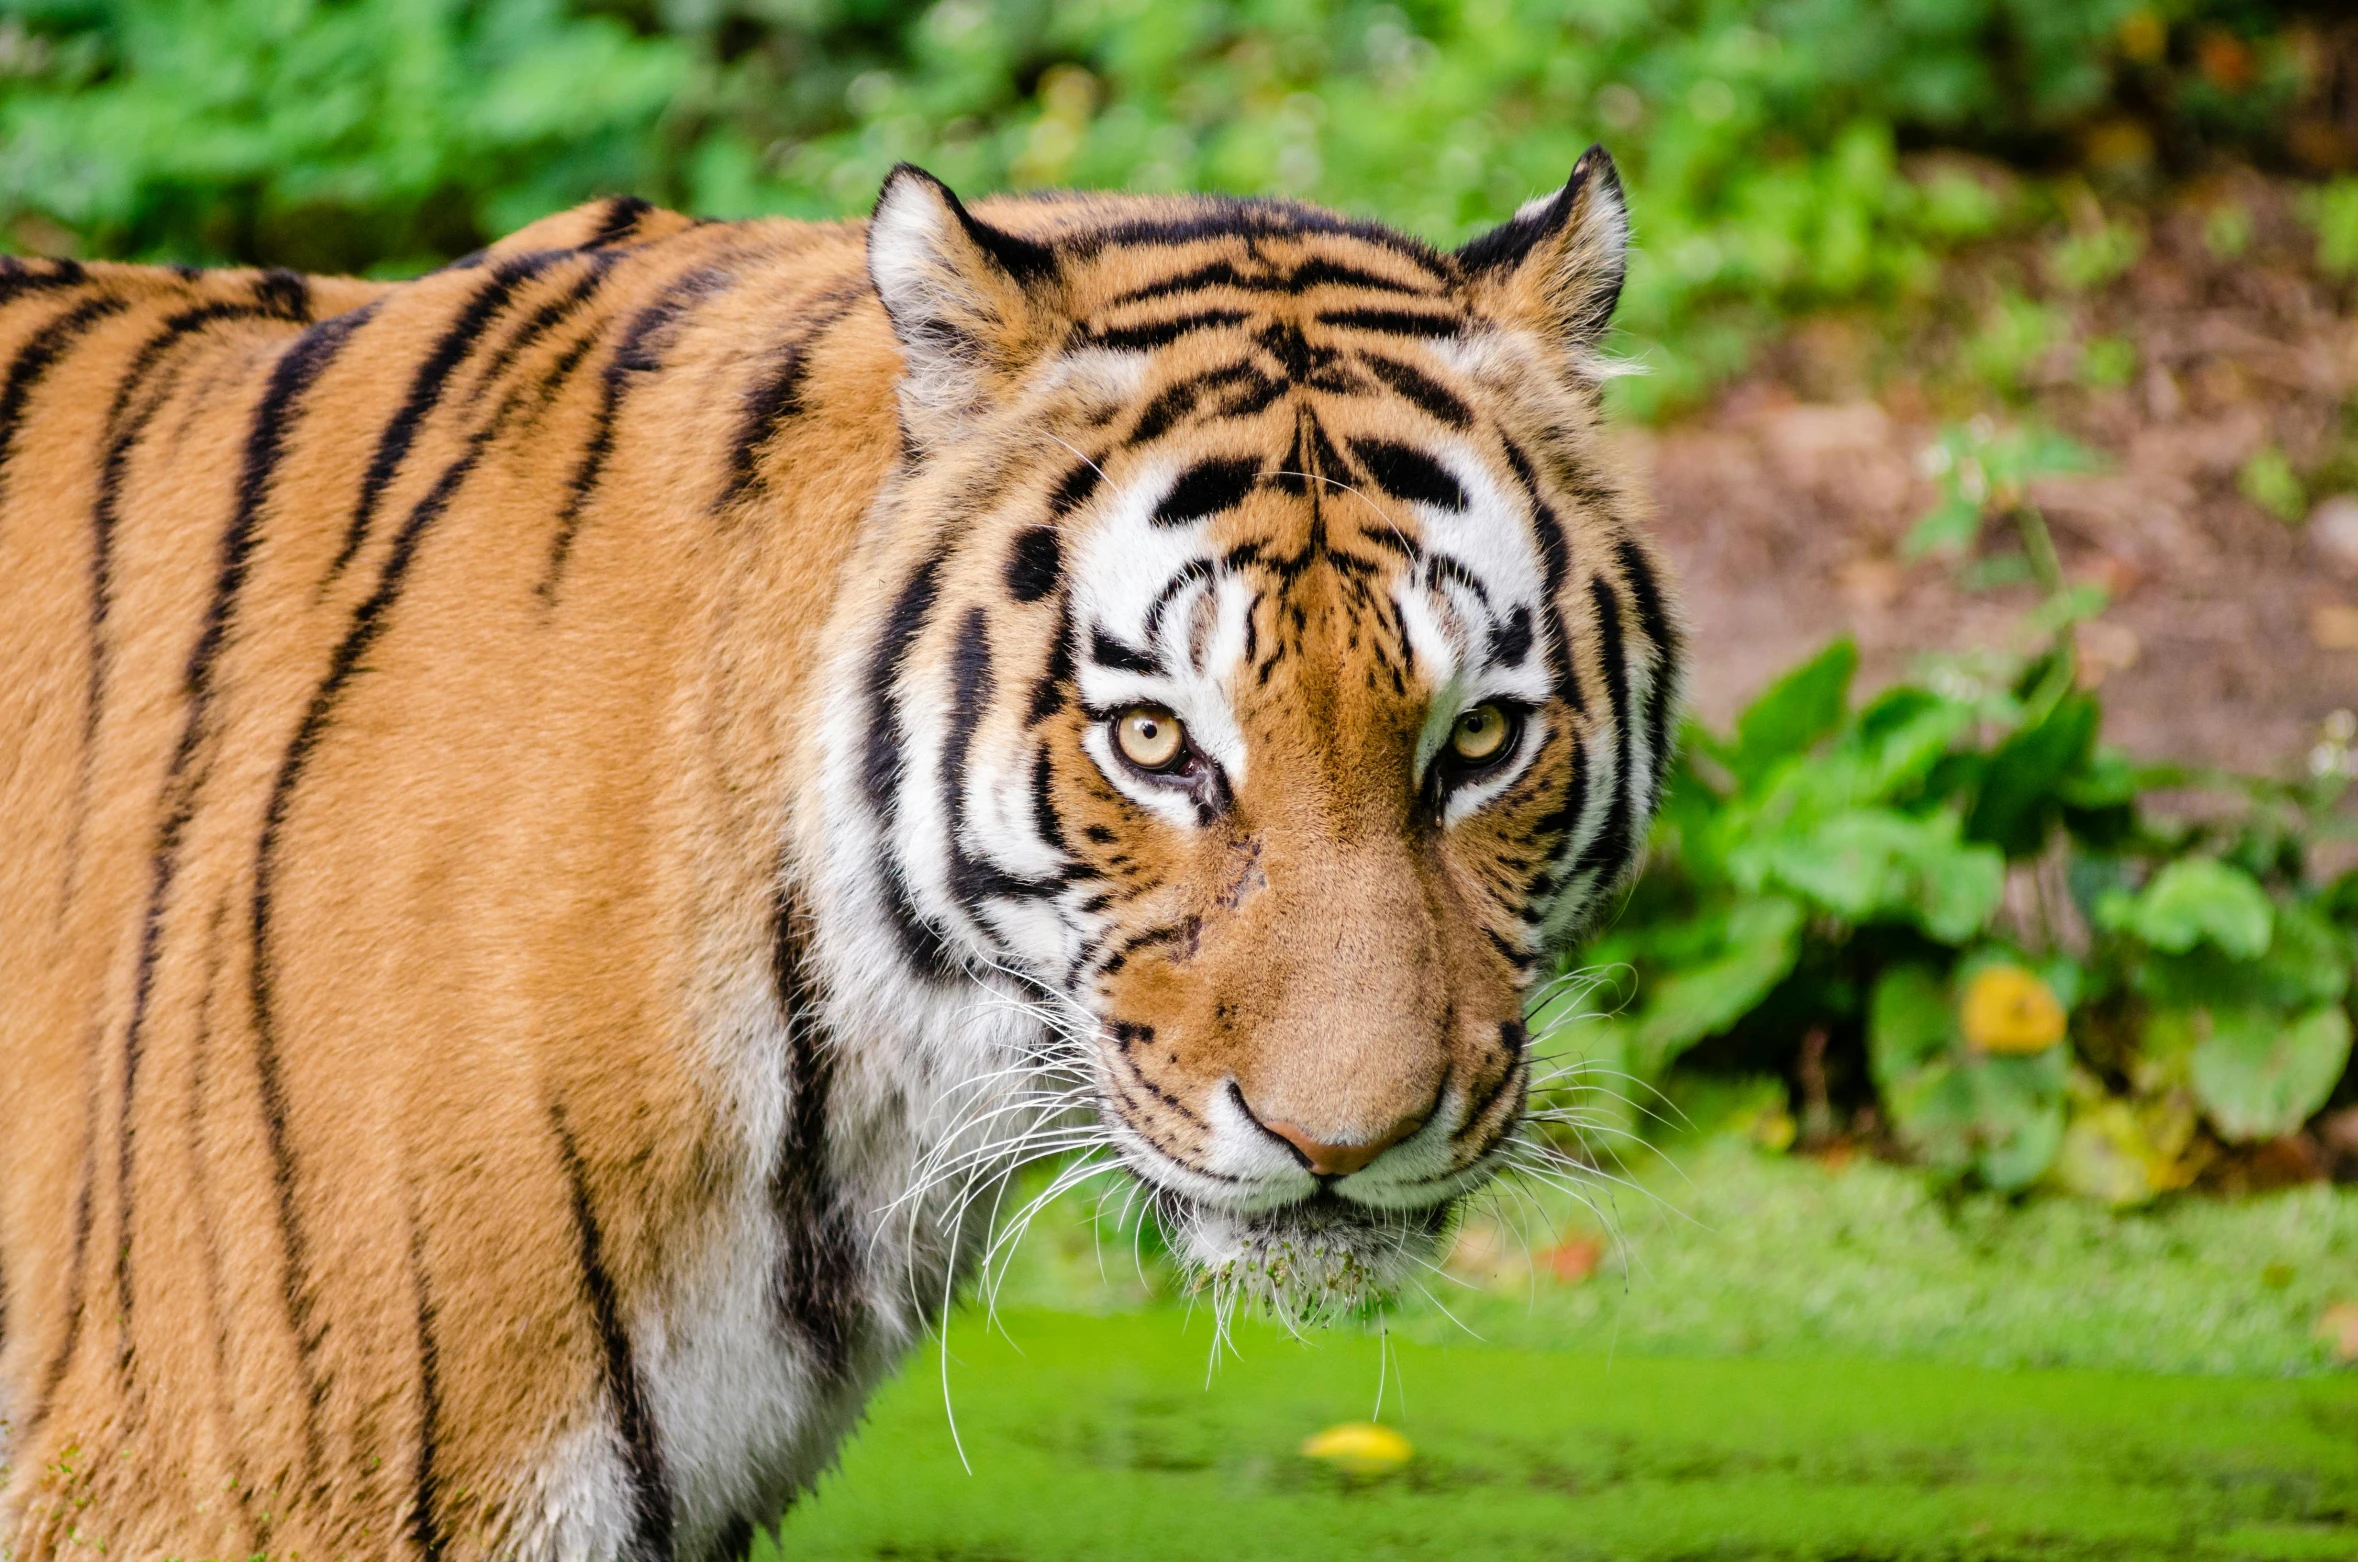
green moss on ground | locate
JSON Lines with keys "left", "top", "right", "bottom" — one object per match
{"left": 766, "top": 1147, "right": 2358, "bottom": 1558}
{"left": 763, "top": 1308, "right": 2358, "bottom": 1561}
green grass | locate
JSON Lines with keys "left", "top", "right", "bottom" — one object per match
{"left": 1399, "top": 1136, "right": 2358, "bottom": 1377}
{"left": 762, "top": 1308, "right": 2358, "bottom": 1561}
{"left": 992, "top": 1135, "right": 2358, "bottom": 1377}
{"left": 762, "top": 1143, "right": 2358, "bottom": 1558}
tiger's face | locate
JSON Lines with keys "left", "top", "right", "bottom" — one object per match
{"left": 824, "top": 152, "right": 1679, "bottom": 1318}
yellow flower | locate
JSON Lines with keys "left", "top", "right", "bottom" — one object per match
{"left": 1960, "top": 963, "right": 2066, "bottom": 1054}
{"left": 1300, "top": 1422, "right": 1413, "bottom": 1475}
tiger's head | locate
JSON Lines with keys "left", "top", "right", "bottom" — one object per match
{"left": 811, "top": 149, "right": 1680, "bottom": 1320}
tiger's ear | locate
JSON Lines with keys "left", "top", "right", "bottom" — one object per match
{"left": 1454, "top": 145, "right": 1628, "bottom": 365}
{"left": 869, "top": 164, "right": 1065, "bottom": 443}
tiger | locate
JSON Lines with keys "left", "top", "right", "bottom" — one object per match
{"left": 0, "top": 146, "right": 1680, "bottom": 1559}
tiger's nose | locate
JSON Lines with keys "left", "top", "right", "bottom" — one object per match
{"left": 1242, "top": 1093, "right": 1430, "bottom": 1178}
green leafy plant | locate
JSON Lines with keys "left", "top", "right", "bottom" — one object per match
{"left": 1539, "top": 419, "right": 2358, "bottom": 1201}
{"left": 1, "top": 1, "right": 2343, "bottom": 412}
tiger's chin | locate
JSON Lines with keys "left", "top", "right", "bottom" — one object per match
{"left": 1163, "top": 1192, "right": 1454, "bottom": 1328}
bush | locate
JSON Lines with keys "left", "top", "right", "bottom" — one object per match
{"left": 1539, "top": 420, "right": 2358, "bottom": 1202}
{"left": 3, "top": 2, "right": 2348, "bottom": 408}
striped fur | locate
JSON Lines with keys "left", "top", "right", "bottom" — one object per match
{"left": 0, "top": 151, "right": 1680, "bottom": 1559}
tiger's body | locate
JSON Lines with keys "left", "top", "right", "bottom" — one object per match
{"left": 0, "top": 158, "right": 1678, "bottom": 1559}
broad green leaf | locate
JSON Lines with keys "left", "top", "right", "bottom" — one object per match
{"left": 1727, "top": 640, "right": 1856, "bottom": 789}
{"left": 1847, "top": 689, "right": 1975, "bottom": 803}
{"left": 2097, "top": 858, "right": 2273, "bottom": 959}
{"left": 1760, "top": 808, "right": 2003, "bottom": 943}
{"left": 1868, "top": 964, "right": 1951, "bottom": 1095}
{"left": 1977, "top": 1096, "right": 2066, "bottom": 1192}
{"left": 1965, "top": 691, "right": 2096, "bottom": 858}
{"left": 2189, "top": 1006, "right": 2354, "bottom": 1143}
{"left": 1880, "top": 1048, "right": 2067, "bottom": 1189}
{"left": 1883, "top": 1056, "right": 1979, "bottom": 1174}
{"left": 1626, "top": 896, "right": 1806, "bottom": 1078}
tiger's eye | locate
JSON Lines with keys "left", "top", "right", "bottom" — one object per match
{"left": 1450, "top": 703, "right": 1512, "bottom": 764}
{"left": 1114, "top": 706, "right": 1186, "bottom": 770}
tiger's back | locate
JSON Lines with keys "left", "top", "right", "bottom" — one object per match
{"left": 0, "top": 201, "right": 907, "bottom": 1558}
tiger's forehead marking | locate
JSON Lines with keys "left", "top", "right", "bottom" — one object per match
{"left": 1060, "top": 400, "right": 1559, "bottom": 802}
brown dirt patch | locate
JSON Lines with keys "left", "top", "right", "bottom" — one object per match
{"left": 1633, "top": 171, "right": 2358, "bottom": 777}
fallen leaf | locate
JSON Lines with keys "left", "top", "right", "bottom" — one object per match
{"left": 1301, "top": 1422, "right": 1413, "bottom": 1475}
{"left": 1812, "top": 1140, "right": 1860, "bottom": 1172}
{"left": 1541, "top": 1235, "right": 1603, "bottom": 1284}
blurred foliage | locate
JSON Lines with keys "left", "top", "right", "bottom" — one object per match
{"left": 4, "top": 1, "right": 2357, "bottom": 410}
{"left": 1537, "top": 416, "right": 2358, "bottom": 1202}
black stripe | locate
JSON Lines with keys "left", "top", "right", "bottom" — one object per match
{"left": 1063, "top": 203, "right": 1450, "bottom": 274}
{"left": 1316, "top": 307, "right": 1462, "bottom": 338}
{"left": 1030, "top": 746, "right": 1069, "bottom": 856}
{"left": 96, "top": 297, "right": 341, "bottom": 1403}
{"left": 1350, "top": 437, "right": 1465, "bottom": 511}
{"left": 88, "top": 301, "right": 269, "bottom": 743}
{"left": 1614, "top": 537, "right": 1681, "bottom": 815}
{"left": 540, "top": 272, "right": 725, "bottom": 603}
{"left": 464, "top": 254, "right": 615, "bottom": 410}
{"left": 1029, "top": 600, "right": 1075, "bottom": 725}
{"left": 1047, "top": 460, "right": 1101, "bottom": 517}
{"left": 1143, "top": 558, "right": 1215, "bottom": 653}
{"left": 1153, "top": 456, "right": 1260, "bottom": 526}
{"left": 0, "top": 293, "right": 128, "bottom": 504}
{"left": 130, "top": 306, "right": 372, "bottom": 1406}
{"left": 0, "top": 255, "right": 86, "bottom": 306}
{"left": 1127, "top": 363, "right": 1270, "bottom": 446}
{"left": 325, "top": 253, "right": 558, "bottom": 588}
{"left": 1005, "top": 526, "right": 1061, "bottom": 602}
{"left": 551, "top": 1107, "right": 676, "bottom": 1561}
{"left": 1487, "top": 604, "right": 1534, "bottom": 667}
{"left": 1361, "top": 352, "right": 1472, "bottom": 427}
{"left": 1106, "top": 256, "right": 1437, "bottom": 307}
{"left": 1284, "top": 256, "right": 1439, "bottom": 293}
{"left": 584, "top": 195, "right": 654, "bottom": 249}
{"left": 943, "top": 609, "right": 1003, "bottom": 915}
{"left": 718, "top": 285, "right": 864, "bottom": 514}
{"left": 1089, "top": 626, "right": 1157, "bottom": 674}
{"left": 1081, "top": 309, "right": 1250, "bottom": 353}
{"left": 941, "top": 608, "right": 1068, "bottom": 916}
{"left": 769, "top": 889, "right": 860, "bottom": 1380}
{"left": 862, "top": 548, "right": 959, "bottom": 978}
{"left": 1570, "top": 577, "right": 1635, "bottom": 885}
{"left": 1454, "top": 1052, "right": 1528, "bottom": 1146}
{"left": 1500, "top": 437, "right": 1583, "bottom": 713}
{"left": 1484, "top": 924, "right": 1538, "bottom": 970}
{"left": 251, "top": 268, "right": 312, "bottom": 321}
{"left": 410, "top": 1203, "right": 446, "bottom": 1562}
{"left": 249, "top": 313, "right": 500, "bottom": 1482}
{"left": 1426, "top": 553, "right": 1490, "bottom": 607}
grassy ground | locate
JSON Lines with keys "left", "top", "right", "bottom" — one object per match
{"left": 762, "top": 1310, "right": 2358, "bottom": 1561}
{"left": 762, "top": 1140, "right": 2358, "bottom": 1559}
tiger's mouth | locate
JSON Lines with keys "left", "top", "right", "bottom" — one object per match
{"left": 1159, "top": 1189, "right": 1454, "bottom": 1327}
